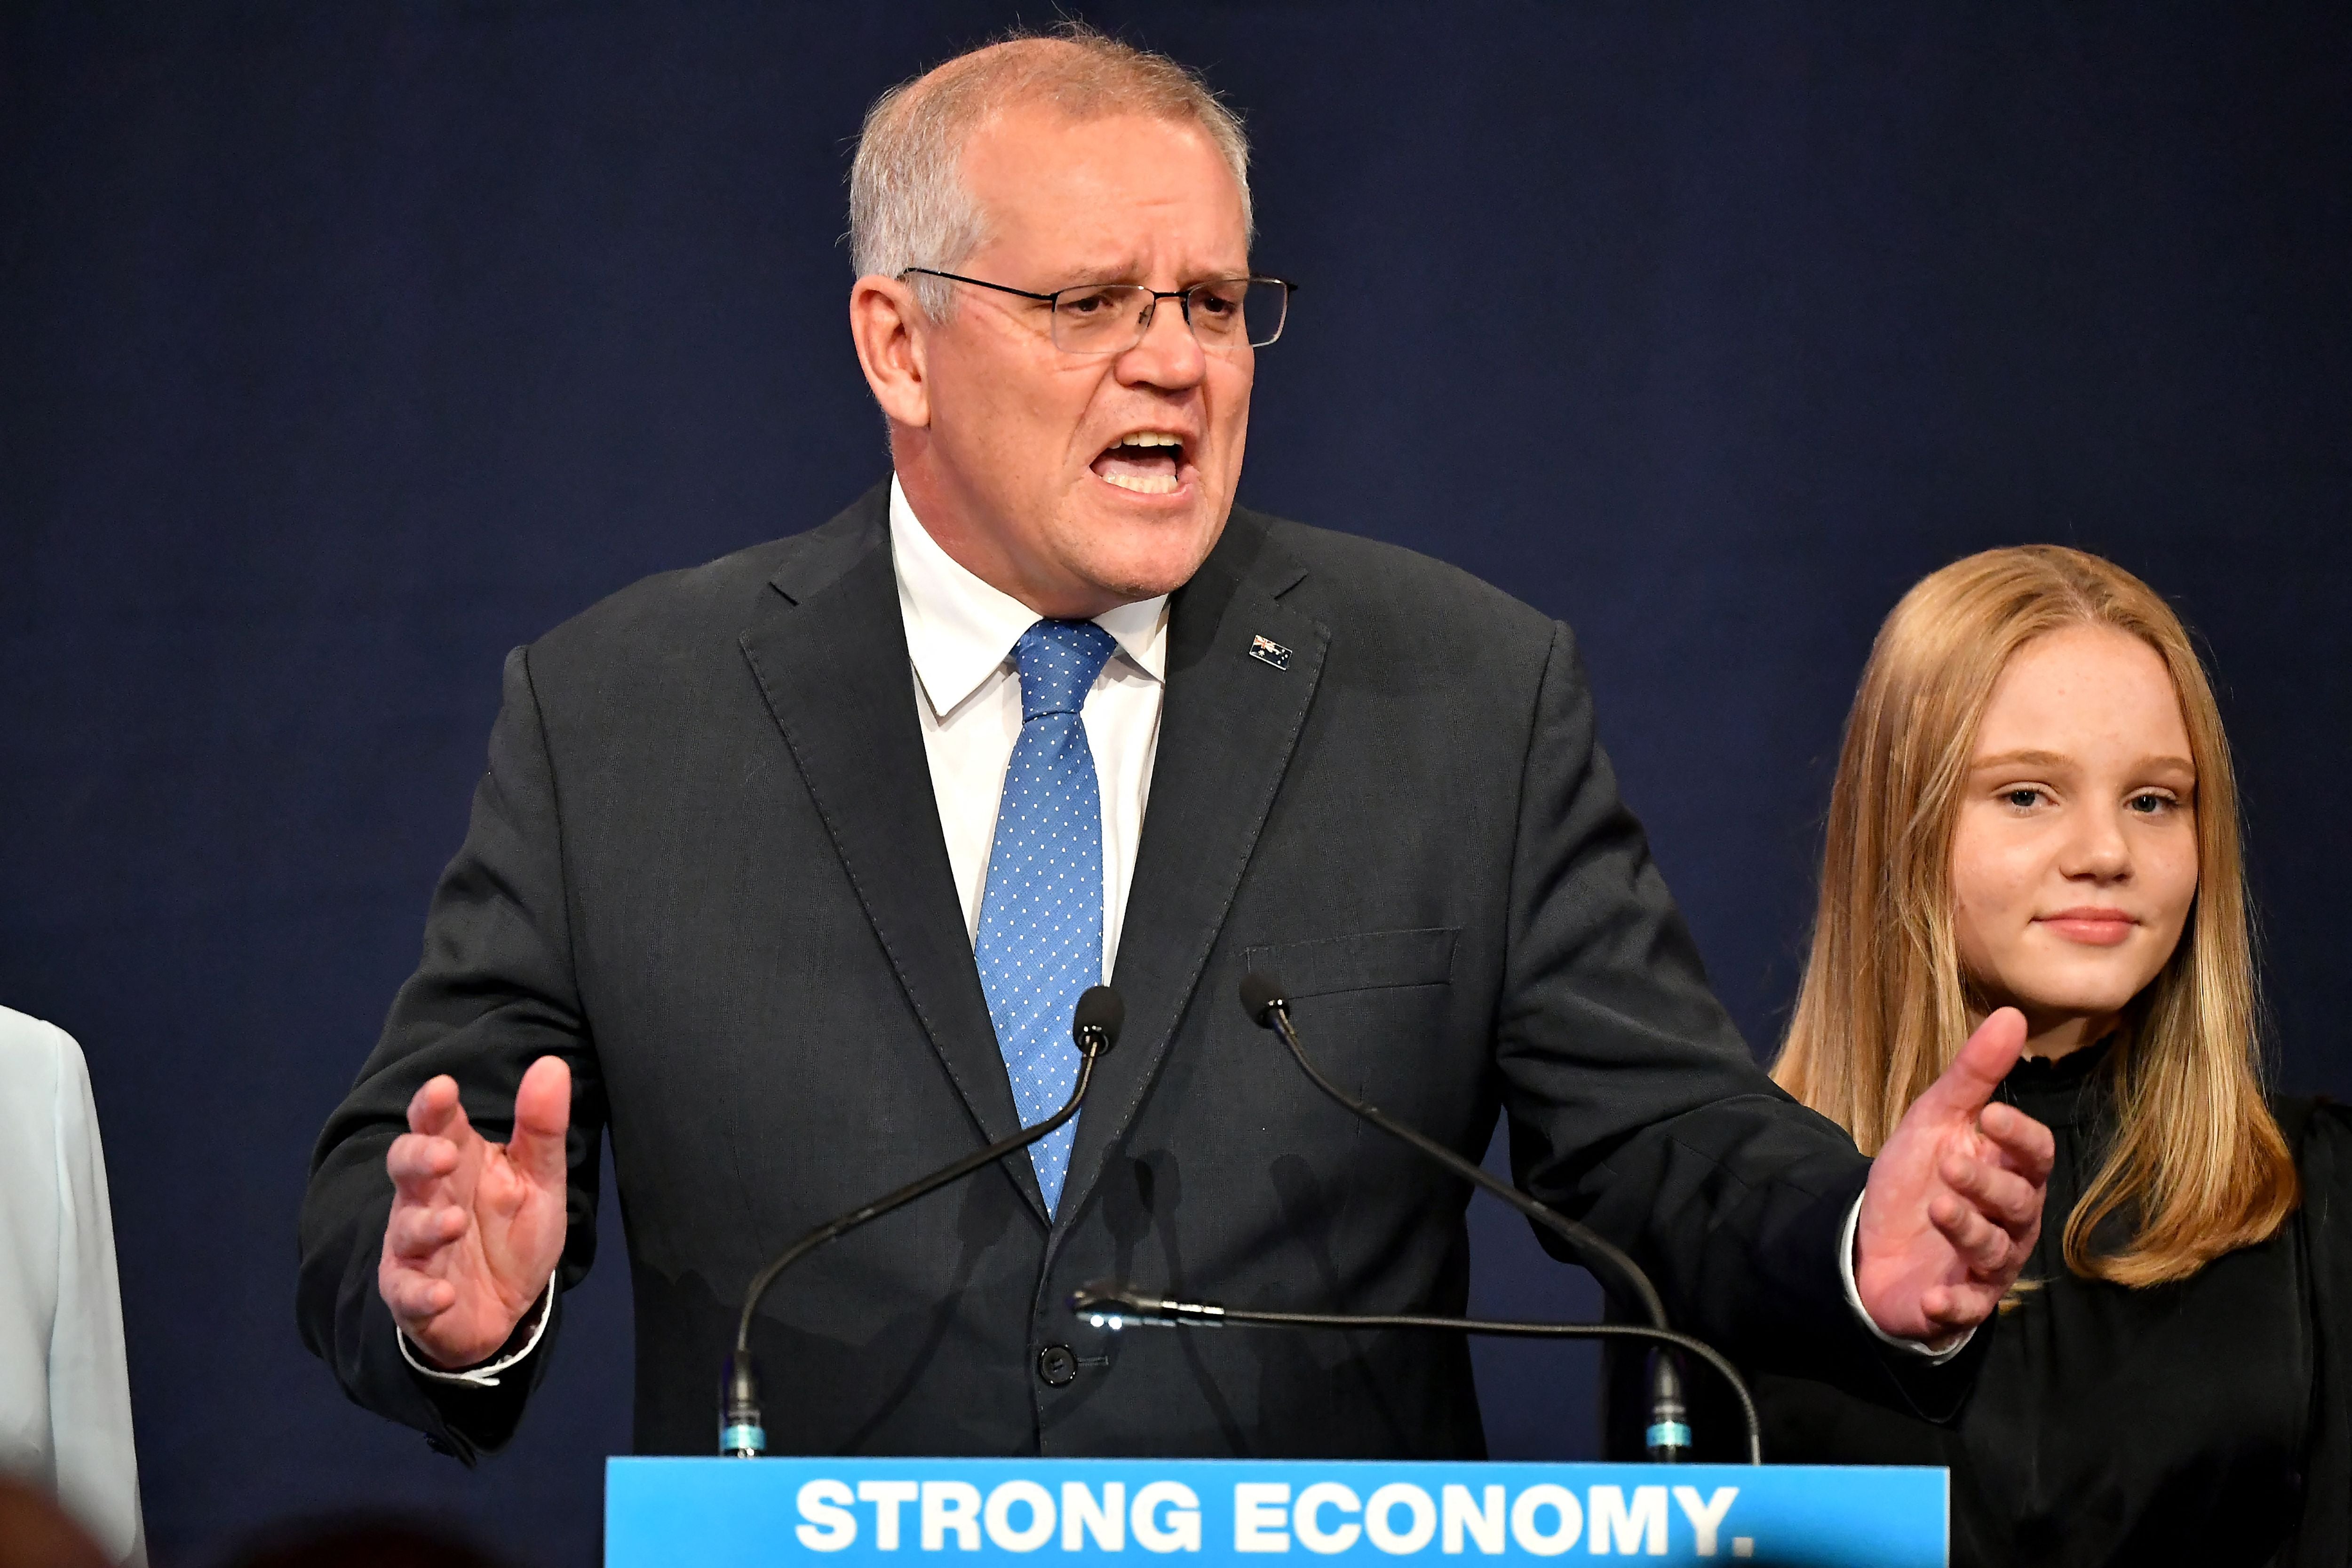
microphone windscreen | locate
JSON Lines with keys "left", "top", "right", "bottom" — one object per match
{"left": 1237, "top": 971, "right": 1288, "bottom": 1027}
{"left": 1072, "top": 985, "right": 1125, "bottom": 1051}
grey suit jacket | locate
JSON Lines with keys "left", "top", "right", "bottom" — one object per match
{"left": 298, "top": 483, "right": 1891, "bottom": 1460}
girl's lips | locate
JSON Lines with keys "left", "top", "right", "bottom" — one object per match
{"left": 2038, "top": 909, "right": 2138, "bottom": 947}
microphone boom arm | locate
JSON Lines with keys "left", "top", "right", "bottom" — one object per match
{"left": 1237, "top": 973, "right": 1760, "bottom": 1465}
{"left": 731, "top": 1046, "right": 1104, "bottom": 1358}
{"left": 1261, "top": 999, "right": 1670, "bottom": 1333}
{"left": 721, "top": 986, "right": 1124, "bottom": 1457}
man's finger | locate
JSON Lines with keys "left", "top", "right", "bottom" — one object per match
{"left": 1929, "top": 1193, "right": 2012, "bottom": 1275}
{"left": 506, "top": 1056, "right": 573, "bottom": 1192}
{"left": 382, "top": 1270, "right": 458, "bottom": 1323}
{"left": 406, "top": 1074, "right": 477, "bottom": 1146}
{"left": 1939, "top": 1151, "right": 2040, "bottom": 1230}
{"left": 1977, "top": 1101, "right": 2056, "bottom": 1185}
{"left": 386, "top": 1132, "right": 458, "bottom": 1196}
{"left": 1920, "top": 1281, "right": 1996, "bottom": 1332}
{"left": 1911, "top": 1007, "right": 2028, "bottom": 1121}
{"left": 387, "top": 1204, "right": 469, "bottom": 1261}
{"left": 1916, "top": 1283, "right": 1954, "bottom": 1328}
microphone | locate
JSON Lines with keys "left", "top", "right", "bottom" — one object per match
{"left": 1232, "top": 971, "right": 1756, "bottom": 1465}
{"left": 720, "top": 985, "right": 1125, "bottom": 1457}
{"left": 1069, "top": 1283, "right": 1228, "bottom": 1327}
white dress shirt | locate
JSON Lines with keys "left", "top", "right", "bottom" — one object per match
{"left": 890, "top": 476, "right": 1168, "bottom": 972}
{"left": 0, "top": 1007, "right": 146, "bottom": 1567}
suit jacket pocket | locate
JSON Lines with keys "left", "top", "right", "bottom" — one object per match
{"left": 1242, "top": 927, "right": 1459, "bottom": 1000}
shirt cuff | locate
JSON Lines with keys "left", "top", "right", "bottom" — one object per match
{"left": 1840, "top": 1196, "right": 1972, "bottom": 1362}
{"left": 396, "top": 1274, "right": 557, "bottom": 1388}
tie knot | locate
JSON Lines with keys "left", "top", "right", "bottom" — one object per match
{"left": 1012, "top": 619, "right": 1118, "bottom": 720}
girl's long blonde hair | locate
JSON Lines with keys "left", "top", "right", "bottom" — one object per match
{"left": 1774, "top": 545, "right": 2296, "bottom": 1286}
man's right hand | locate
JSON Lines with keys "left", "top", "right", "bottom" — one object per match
{"left": 378, "top": 1056, "right": 572, "bottom": 1369}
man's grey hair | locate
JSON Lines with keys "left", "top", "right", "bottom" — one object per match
{"left": 849, "top": 24, "right": 1252, "bottom": 318}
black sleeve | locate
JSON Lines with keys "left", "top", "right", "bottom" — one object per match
{"left": 1492, "top": 620, "right": 1962, "bottom": 1394}
{"left": 2287, "top": 1100, "right": 2352, "bottom": 1567}
{"left": 294, "top": 645, "right": 607, "bottom": 1461}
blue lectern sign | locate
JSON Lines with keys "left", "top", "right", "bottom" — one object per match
{"left": 607, "top": 1458, "right": 1945, "bottom": 1567}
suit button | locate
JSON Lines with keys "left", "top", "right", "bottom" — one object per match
{"left": 1037, "top": 1345, "right": 1078, "bottom": 1387}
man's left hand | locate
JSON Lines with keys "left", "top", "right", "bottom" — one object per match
{"left": 1854, "top": 1006, "right": 2054, "bottom": 1343}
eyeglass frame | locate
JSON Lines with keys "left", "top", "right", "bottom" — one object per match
{"left": 898, "top": 267, "right": 1297, "bottom": 351}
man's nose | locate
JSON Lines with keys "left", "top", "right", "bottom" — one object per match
{"left": 1114, "top": 295, "right": 1208, "bottom": 389}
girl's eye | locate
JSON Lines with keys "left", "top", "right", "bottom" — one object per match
{"left": 2004, "top": 788, "right": 2042, "bottom": 809}
{"left": 2129, "top": 792, "right": 2172, "bottom": 815}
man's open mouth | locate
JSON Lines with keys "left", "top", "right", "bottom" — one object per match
{"left": 1090, "top": 431, "right": 1187, "bottom": 495}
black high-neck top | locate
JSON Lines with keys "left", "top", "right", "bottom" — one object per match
{"left": 1608, "top": 1044, "right": 2352, "bottom": 1567}
{"left": 1950, "top": 1043, "right": 2307, "bottom": 1565}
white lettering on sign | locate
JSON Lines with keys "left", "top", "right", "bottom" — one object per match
{"left": 787, "top": 1474, "right": 1745, "bottom": 1559}
{"left": 860, "top": 1480, "right": 922, "bottom": 1550}
{"left": 1294, "top": 1484, "right": 1362, "bottom": 1555}
{"left": 924, "top": 1482, "right": 985, "bottom": 1551}
{"left": 1589, "top": 1487, "right": 1667, "bottom": 1556}
{"left": 1132, "top": 1481, "right": 1202, "bottom": 1553}
{"left": 1671, "top": 1488, "right": 1738, "bottom": 1558}
{"left": 1507, "top": 1485, "right": 1582, "bottom": 1557}
{"left": 1364, "top": 1485, "right": 1437, "bottom": 1555}
{"left": 1235, "top": 1483, "right": 1291, "bottom": 1553}
{"left": 985, "top": 1481, "right": 1057, "bottom": 1552}
{"left": 796, "top": 1479, "right": 858, "bottom": 1552}
{"left": 1440, "top": 1486, "right": 1505, "bottom": 1555}
{"left": 1064, "top": 1483, "right": 1126, "bottom": 1551}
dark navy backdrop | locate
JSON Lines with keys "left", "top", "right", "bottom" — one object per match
{"left": 3, "top": 4, "right": 2346, "bottom": 1564}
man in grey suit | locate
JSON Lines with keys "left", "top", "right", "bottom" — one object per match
{"left": 300, "top": 28, "right": 2051, "bottom": 1462}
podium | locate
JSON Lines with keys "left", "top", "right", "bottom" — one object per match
{"left": 607, "top": 1457, "right": 1946, "bottom": 1567}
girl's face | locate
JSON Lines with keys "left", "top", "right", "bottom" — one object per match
{"left": 1950, "top": 625, "right": 2202, "bottom": 1056}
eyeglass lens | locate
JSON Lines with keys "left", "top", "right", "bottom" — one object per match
{"left": 1052, "top": 279, "right": 1287, "bottom": 353}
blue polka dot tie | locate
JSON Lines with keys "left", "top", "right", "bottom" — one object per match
{"left": 974, "top": 618, "right": 1118, "bottom": 1215}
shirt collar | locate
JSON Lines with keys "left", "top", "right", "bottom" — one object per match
{"left": 890, "top": 475, "right": 1168, "bottom": 722}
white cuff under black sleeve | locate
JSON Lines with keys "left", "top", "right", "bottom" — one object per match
{"left": 396, "top": 1274, "right": 558, "bottom": 1388}
{"left": 1840, "top": 1196, "right": 1973, "bottom": 1362}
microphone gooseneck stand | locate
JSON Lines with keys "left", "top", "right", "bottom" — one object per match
{"left": 1164, "top": 972, "right": 1762, "bottom": 1465}
{"left": 720, "top": 985, "right": 1126, "bottom": 1457}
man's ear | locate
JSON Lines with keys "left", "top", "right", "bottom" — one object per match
{"left": 849, "top": 275, "right": 931, "bottom": 429}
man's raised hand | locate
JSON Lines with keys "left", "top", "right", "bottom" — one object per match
{"left": 378, "top": 1056, "right": 572, "bottom": 1369}
{"left": 1854, "top": 1007, "right": 2055, "bottom": 1343}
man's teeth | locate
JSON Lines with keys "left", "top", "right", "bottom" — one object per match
{"left": 1096, "top": 432, "right": 1184, "bottom": 493}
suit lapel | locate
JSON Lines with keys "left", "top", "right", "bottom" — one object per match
{"left": 1055, "top": 513, "right": 1326, "bottom": 1229}
{"left": 737, "top": 487, "right": 1048, "bottom": 1220}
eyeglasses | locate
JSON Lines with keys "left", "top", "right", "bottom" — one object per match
{"left": 900, "top": 268, "right": 1295, "bottom": 354}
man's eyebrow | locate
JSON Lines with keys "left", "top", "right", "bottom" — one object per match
{"left": 1039, "top": 253, "right": 1150, "bottom": 283}
{"left": 1054, "top": 260, "right": 1248, "bottom": 287}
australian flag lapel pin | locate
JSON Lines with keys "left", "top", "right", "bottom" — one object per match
{"left": 1248, "top": 634, "right": 1293, "bottom": 671}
